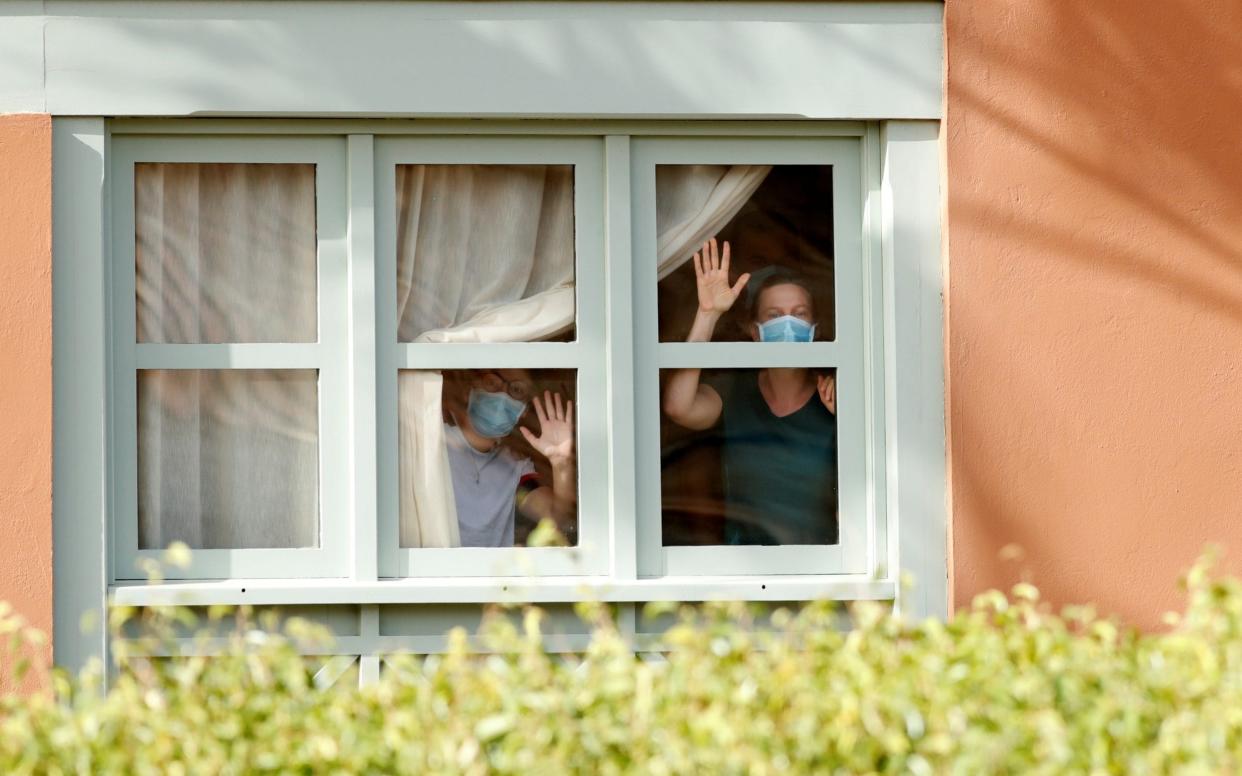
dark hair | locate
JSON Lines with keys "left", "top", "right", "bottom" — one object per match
{"left": 744, "top": 267, "right": 816, "bottom": 321}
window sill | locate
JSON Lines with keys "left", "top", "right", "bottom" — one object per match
{"left": 111, "top": 576, "right": 896, "bottom": 607}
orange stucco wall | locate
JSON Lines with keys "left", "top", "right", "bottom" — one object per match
{"left": 945, "top": 1, "right": 1242, "bottom": 628}
{"left": 0, "top": 114, "right": 53, "bottom": 689}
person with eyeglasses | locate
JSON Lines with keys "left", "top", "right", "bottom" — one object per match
{"left": 442, "top": 369, "right": 576, "bottom": 547}
{"left": 663, "top": 237, "right": 838, "bottom": 546}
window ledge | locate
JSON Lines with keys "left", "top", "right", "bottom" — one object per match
{"left": 111, "top": 576, "right": 897, "bottom": 607}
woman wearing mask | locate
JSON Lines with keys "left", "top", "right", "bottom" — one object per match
{"left": 443, "top": 369, "right": 576, "bottom": 547}
{"left": 662, "top": 238, "right": 838, "bottom": 546}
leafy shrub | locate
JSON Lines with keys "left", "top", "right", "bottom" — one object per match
{"left": 3, "top": 553, "right": 1242, "bottom": 774}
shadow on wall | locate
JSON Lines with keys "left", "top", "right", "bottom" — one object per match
{"left": 945, "top": 0, "right": 1242, "bottom": 628}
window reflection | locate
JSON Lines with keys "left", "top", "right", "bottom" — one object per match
{"left": 656, "top": 165, "right": 835, "bottom": 343}
{"left": 655, "top": 164, "right": 839, "bottom": 547}
{"left": 661, "top": 367, "right": 839, "bottom": 546}
{"left": 399, "top": 369, "right": 578, "bottom": 548}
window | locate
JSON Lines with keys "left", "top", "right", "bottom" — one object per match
{"left": 373, "top": 138, "right": 609, "bottom": 577}
{"left": 87, "top": 122, "right": 930, "bottom": 603}
{"left": 631, "top": 138, "right": 872, "bottom": 577}
{"left": 106, "top": 127, "right": 880, "bottom": 582}
{"left": 111, "top": 136, "right": 349, "bottom": 578}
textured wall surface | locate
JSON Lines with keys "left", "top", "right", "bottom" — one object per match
{"left": 945, "top": 1, "right": 1242, "bottom": 628}
{"left": 0, "top": 113, "right": 53, "bottom": 689}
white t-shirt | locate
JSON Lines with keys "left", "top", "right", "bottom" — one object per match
{"left": 444, "top": 423, "right": 537, "bottom": 547}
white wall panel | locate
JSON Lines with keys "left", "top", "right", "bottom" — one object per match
{"left": 3, "top": 2, "right": 942, "bottom": 117}
{"left": 0, "top": 2, "right": 45, "bottom": 112}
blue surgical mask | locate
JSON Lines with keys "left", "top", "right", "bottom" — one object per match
{"left": 467, "top": 389, "right": 527, "bottom": 439}
{"left": 757, "top": 315, "right": 816, "bottom": 343}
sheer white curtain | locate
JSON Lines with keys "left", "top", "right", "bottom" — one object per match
{"left": 138, "top": 370, "right": 319, "bottom": 549}
{"left": 395, "top": 164, "right": 576, "bottom": 342}
{"left": 654, "top": 165, "right": 771, "bottom": 279}
{"left": 395, "top": 165, "right": 575, "bottom": 547}
{"left": 135, "top": 163, "right": 317, "bottom": 343}
{"left": 398, "top": 164, "right": 770, "bottom": 547}
{"left": 134, "top": 162, "right": 320, "bottom": 549}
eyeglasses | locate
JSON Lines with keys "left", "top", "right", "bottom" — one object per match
{"left": 477, "top": 372, "right": 533, "bottom": 402}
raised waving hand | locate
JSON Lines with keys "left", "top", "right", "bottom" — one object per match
{"left": 694, "top": 238, "right": 750, "bottom": 315}
{"left": 520, "top": 391, "right": 574, "bottom": 465}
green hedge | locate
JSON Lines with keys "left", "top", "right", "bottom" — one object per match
{"left": 3, "top": 552, "right": 1242, "bottom": 774}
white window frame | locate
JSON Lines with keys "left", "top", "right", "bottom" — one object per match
{"left": 108, "top": 135, "right": 351, "bottom": 580}
{"left": 630, "top": 135, "right": 876, "bottom": 578}
{"left": 373, "top": 136, "right": 610, "bottom": 578}
{"left": 54, "top": 118, "right": 945, "bottom": 673}
{"left": 107, "top": 129, "right": 884, "bottom": 582}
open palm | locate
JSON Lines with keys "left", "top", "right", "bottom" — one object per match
{"left": 521, "top": 391, "right": 574, "bottom": 464}
{"left": 694, "top": 238, "right": 751, "bottom": 314}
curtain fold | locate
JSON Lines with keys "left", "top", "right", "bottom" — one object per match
{"left": 655, "top": 165, "right": 772, "bottom": 280}
{"left": 398, "top": 164, "right": 770, "bottom": 547}
{"left": 395, "top": 164, "right": 575, "bottom": 342}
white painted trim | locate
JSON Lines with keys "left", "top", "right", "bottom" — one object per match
{"left": 399, "top": 546, "right": 604, "bottom": 578}
{"left": 111, "top": 119, "right": 874, "bottom": 137}
{"left": 25, "top": 2, "right": 943, "bottom": 119}
{"left": 313, "top": 655, "right": 359, "bottom": 688}
{"left": 657, "top": 342, "right": 842, "bottom": 369}
{"left": 116, "top": 634, "right": 593, "bottom": 658}
{"left": 395, "top": 343, "right": 583, "bottom": 370}
{"left": 52, "top": 118, "right": 111, "bottom": 673}
{"left": 134, "top": 344, "right": 321, "bottom": 370}
{"left": 358, "top": 605, "right": 381, "bottom": 686}
{"left": 347, "top": 135, "right": 380, "bottom": 581}
{"left": 881, "top": 121, "right": 948, "bottom": 619}
{"left": 605, "top": 135, "right": 639, "bottom": 581}
{"left": 0, "top": 1, "right": 45, "bottom": 112}
{"left": 862, "top": 123, "right": 891, "bottom": 585}
{"left": 374, "top": 145, "right": 400, "bottom": 578}
{"left": 111, "top": 577, "right": 896, "bottom": 607}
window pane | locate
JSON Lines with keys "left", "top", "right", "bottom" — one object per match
{"left": 660, "top": 367, "right": 838, "bottom": 546}
{"left": 398, "top": 368, "right": 578, "bottom": 548}
{"left": 395, "top": 165, "right": 576, "bottom": 343}
{"left": 138, "top": 369, "right": 319, "bottom": 550}
{"left": 656, "top": 165, "right": 835, "bottom": 343}
{"left": 135, "top": 163, "right": 318, "bottom": 343}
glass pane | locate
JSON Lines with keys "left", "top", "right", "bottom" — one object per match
{"left": 656, "top": 165, "right": 835, "bottom": 343}
{"left": 398, "top": 368, "right": 578, "bottom": 548}
{"left": 138, "top": 369, "right": 319, "bottom": 550}
{"left": 135, "top": 163, "right": 318, "bottom": 343}
{"left": 395, "top": 164, "right": 576, "bottom": 342}
{"left": 660, "top": 367, "right": 838, "bottom": 546}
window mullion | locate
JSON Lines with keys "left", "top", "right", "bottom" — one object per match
{"left": 395, "top": 342, "right": 583, "bottom": 370}
{"left": 346, "top": 134, "right": 379, "bottom": 582}
{"left": 628, "top": 142, "right": 664, "bottom": 578}
{"left": 604, "top": 135, "right": 638, "bottom": 581}
{"left": 656, "top": 341, "right": 843, "bottom": 370}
